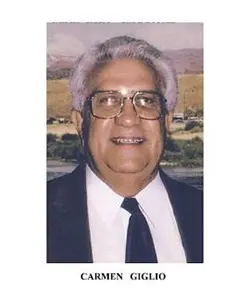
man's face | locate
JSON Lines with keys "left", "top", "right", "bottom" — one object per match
{"left": 88, "top": 58, "right": 166, "bottom": 180}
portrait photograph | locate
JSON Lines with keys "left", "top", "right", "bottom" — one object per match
{"left": 46, "top": 22, "right": 203, "bottom": 263}
{"left": 2, "top": 0, "right": 249, "bottom": 297}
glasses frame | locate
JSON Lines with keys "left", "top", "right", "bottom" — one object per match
{"left": 87, "top": 90, "right": 167, "bottom": 120}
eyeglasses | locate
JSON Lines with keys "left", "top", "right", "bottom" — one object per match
{"left": 87, "top": 90, "right": 166, "bottom": 120}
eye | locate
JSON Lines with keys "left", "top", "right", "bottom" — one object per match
{"left": 141, "top": 97, "right": 154, "bottom": 104}
{"left": 96, "top": 95, "right": 119, "bottom": 106}
{"left": 137, "top": 96, "right": 157, "bottom": 108}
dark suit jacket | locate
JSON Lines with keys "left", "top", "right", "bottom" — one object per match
{"left": 47, "top": 163, "right": 203, "bottom": 263}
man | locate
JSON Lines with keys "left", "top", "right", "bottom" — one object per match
{"left": 47, "top": 36, "right": 203, "bottom": 263}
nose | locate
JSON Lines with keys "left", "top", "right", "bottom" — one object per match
{"left": 115, "top": 98, "right": 140, "bottom": 127}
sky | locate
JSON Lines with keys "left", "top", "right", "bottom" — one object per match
{"left": 47, "top": 22, "right": 203, "bottom": 56}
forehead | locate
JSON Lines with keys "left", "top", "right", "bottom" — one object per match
{"left": 91, "top": 58, "right": 157, "bottom": 91}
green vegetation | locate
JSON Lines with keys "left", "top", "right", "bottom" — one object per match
{"left": 47, "top": 133, "right": 84, "bottom": 161}
{"left": 184, "top": 108, "right": 203, "bottom": 119}
{"left": 184, "top": 121, "right": 202, "bottom": 131}
{"left": 47, "top": 133, "right": 57, "bottom": 143}
{"left": 47, "top": 133, "right": 203, "bottom": 167}
{"left": 162, "top": 136, "right": 203, "bottom": 167}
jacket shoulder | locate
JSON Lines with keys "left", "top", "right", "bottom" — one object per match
{"left": 47, "top": 165, "right": 91, "bottom": 263}
{"left": 160, "top": 169, "right": 203, "bottom": 203}
{"left": 159, "top": 169, "right": 203, "bottom": 263}
{"left": 47, "top": 172, "right": 73, "bottom": 197}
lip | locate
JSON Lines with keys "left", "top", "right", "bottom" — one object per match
{"left": 110, "top": 136, "right": 146, "bottom": 145}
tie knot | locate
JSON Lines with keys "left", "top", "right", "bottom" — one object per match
{"left": 121, "top": 198, "right": 141, "bottom": 215}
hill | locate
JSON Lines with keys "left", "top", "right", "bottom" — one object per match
{"left": 47, "top": 48, "right": 203, "bottom": 79}
{"left": 164, "top": 49, "right": 203, "bottom": 74}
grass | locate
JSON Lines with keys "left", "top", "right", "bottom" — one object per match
{"left": 47, "top": 79, "right": 72, "bottom": 118}
{"left": 171, "top": 131, "right": 203, "bottom": 140}
{"left": 47, "top": 124, "right": 78, "bottom": 136}
{"left": 176, "top": 74, "right": 203, "bottom": 112}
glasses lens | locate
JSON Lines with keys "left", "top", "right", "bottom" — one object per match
{"left": 134, "top": 92, "right": 161, "bottom": 119}
{"left": 92, "top": 92, "right": 121, "bottom": 118}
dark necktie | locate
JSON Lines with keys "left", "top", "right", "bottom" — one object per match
{"left": 121, "top": 197, "right": 158, "bottom": 263}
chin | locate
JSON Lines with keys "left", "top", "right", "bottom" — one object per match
{"left": 107, "top": 160, "right": 149, "bottom": 174}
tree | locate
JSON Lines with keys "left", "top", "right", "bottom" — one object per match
{"left": 195, "top": 108, "right": 203, "bottom": 118}
{"left": 47, "top": 133, "right": 57, "bottom": 143}
{"left": 61, "top": 133, "right": 79, "bottom": 141}
{"left": 184, "top": 109, "right": 195, "bottom": 119}
{"left": 185, "top": 121, "right": 199, "bottom": 131}
{"left": 165, "top": 137, "right": 181, "bottom": 152}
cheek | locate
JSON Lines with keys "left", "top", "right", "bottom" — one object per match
{"left": 89, "top": 119, "right": 112, "bottom": 153}
{"left": 146, "top": 125, "right": 164, "bottom": 161}
{"left": 145, "top": 122, "right": 163, "bottom": 147}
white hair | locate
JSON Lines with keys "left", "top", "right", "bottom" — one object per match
{"left": 69, "top": 35, "right": 178, "bottom": 112}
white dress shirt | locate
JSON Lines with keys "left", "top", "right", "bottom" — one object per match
{"left": 86, "top": 165, "right": 187, "bottom": 263}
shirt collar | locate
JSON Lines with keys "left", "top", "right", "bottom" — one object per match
{"left": 86, "top": 165, "right": 169, "bottom": 228}
{"left": 136, "top": 172, "right": 170, "bottom": 228}
{"left": 86, "top": 165, "right": 124, "bottom": 227}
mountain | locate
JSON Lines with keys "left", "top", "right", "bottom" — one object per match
{"left": 47, "top": 48, "right": 203, "bottom": 77}
{"left": 164, "top": 49, "right": 203, "bottom": 74}
{"left": 47, "top": 54, "right": 76, "bottom": 70}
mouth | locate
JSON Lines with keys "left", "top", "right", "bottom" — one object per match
{"left": 111, "top": 137, "right": 145, "bottom": 145}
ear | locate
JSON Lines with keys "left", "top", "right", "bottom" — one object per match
{"left": 71, "top": 109, "right": 83, "bottom": 137}
{"left": 165, "top": 112, "right": 173, "bottom": 134}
